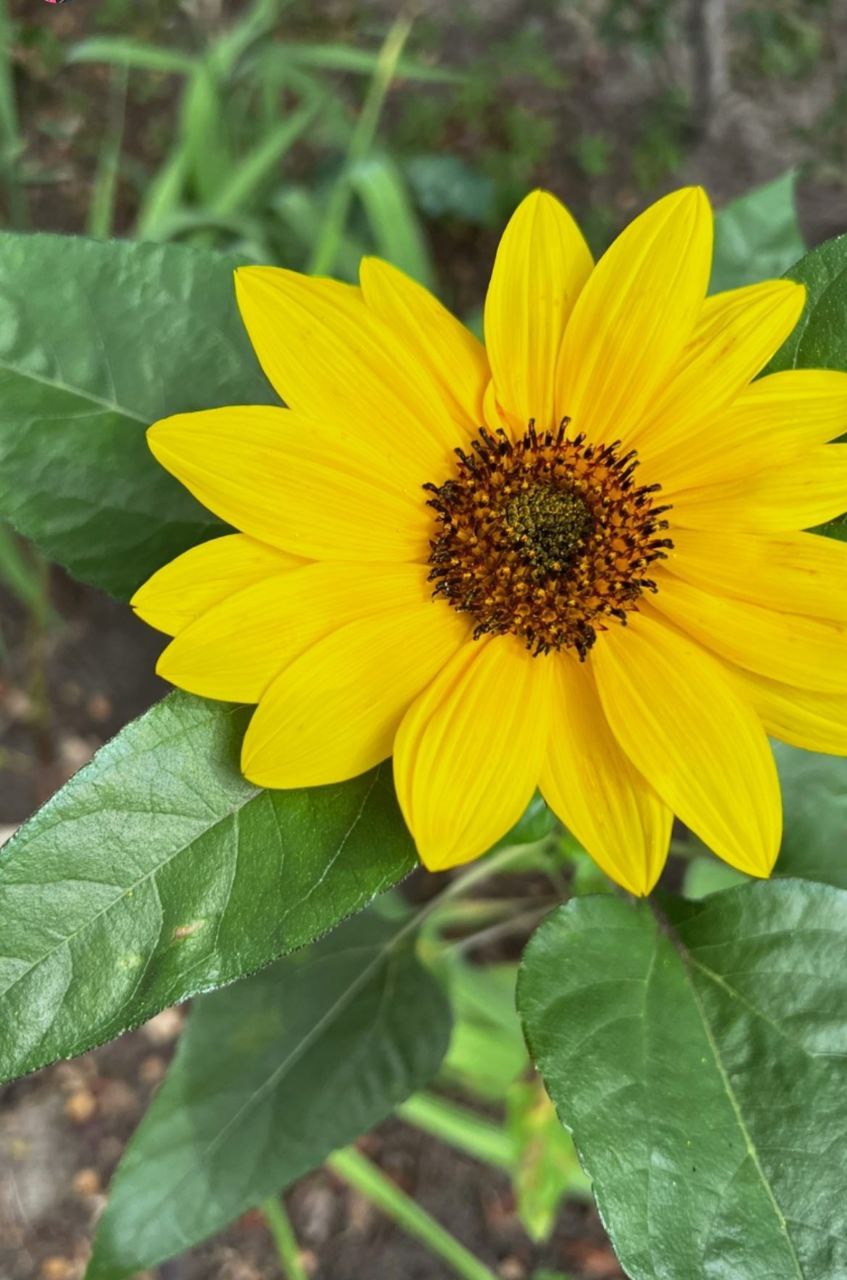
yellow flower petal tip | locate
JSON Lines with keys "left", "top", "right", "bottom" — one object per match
{"left": 137, "top": 181, "right": 838, "bottom": 892}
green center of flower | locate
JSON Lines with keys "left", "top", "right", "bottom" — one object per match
{"left": 504, "top": 483, "right": 594, "bottom": 574}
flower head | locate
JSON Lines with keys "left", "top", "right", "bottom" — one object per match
{"left": 132, "top": 187, "right": 847, "bottom": 895}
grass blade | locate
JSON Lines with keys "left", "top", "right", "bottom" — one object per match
{"left": 308, "top": 15, "right": 413, "bottom": 277}
{"left": 86, "top": 65, "right": 129, "bottom": 240}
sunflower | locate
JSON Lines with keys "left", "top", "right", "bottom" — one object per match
{"left": 132, "top": 187, "right": 847, "bottom": 895}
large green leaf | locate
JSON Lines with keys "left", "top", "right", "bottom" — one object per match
{"left": 0, "top": 692, "right": 416, "bottom": 1084}
{"left": 767, "top": 231, "right": 847, "bottom": 541}
{"left": 773, "top": 742, "right": 847, "bottom": 889}
{"left": 86, "top": 911, "right": 450, "bottom": 1280}
{"left": 768, "top": 232, "right": 847, "bottom": 374}
{"left": 518, "top": 882, "right": 847, "bottom": 1280}
{"left": 710, "top": 172, "right": 804, "bottom": 295}
{"left": 0, "top": 234, "right": 276, "bottom": 599}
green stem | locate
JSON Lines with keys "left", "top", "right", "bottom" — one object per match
{"left": 0, "top": 0, "right": 26, "bottom": 227}
{"left": 262, "top": 1195, "right": 308, "bottom": 1280}
{"left": 327, "top": 1147, "right": 500, "bottom": 1280}
{"left": 398, "top": 1092, "right": 514, "bottom": 1170}
{"left": 308, "top": 14, "right": 412, "bottom": 276}
{"left": 87, "top": 64, "right": 129, "bottom": 239}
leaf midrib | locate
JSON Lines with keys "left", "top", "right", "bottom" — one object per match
{"left": 659, "top": 907, "right": 806, "bottom": 1279}
{"left": 0, "top": 353, "right": 149, "bottom": 426}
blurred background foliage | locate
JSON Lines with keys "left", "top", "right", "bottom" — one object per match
{"left": 1, "top": 0, "right": 845, "bottom": 308}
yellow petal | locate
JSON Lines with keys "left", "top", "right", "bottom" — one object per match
{"left": 359, "top": 257, "right": 489, "bottom": 429}
{"left": 157, "top": 561, "right": 433, "bottom": 703}
{"left": 556, "top": 187, "right": 712, "bottom": 444}
{"left": 657, "top": 368, "right": 847, "bottom": 494}
{"left": 394, "top": 636, "right": 552, "bottom": 871}
{"left": 484, "top": 190, "right": 593, "bottom": 434}
{"left": 242, "top": 602, "right": 470, "bottom": 789}
{"left": 651, "top": 571, "right": 847, "bottom": 693}
{"left": 148, "top": 406, "right": 431, "bottom": 561}
{"left": 729, "top": 664, "right": 847, "bottom": 756}
{"left": 592, "top": 610, "right": 781, "bottom": 877}
{"left": 632, "top": 280, "right": 806, "bottom": 458}
{"left": 235, "top": 266, "right": 466, "bottom": 473}
{"left": 130, "top": 534, "right": 301, "bottom": 636}
{"left": 539, "top": 653, "right": 672, "bottom": 895}
{"left": 668, "top": 529, "right": 847, "bottom": 622}
{"left": 671, "top": 445, "right": 847, "bottom": 533}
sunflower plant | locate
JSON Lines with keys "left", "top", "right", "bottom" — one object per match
{"left": 1, "top": 180, "right": 846, "bottom": 1280}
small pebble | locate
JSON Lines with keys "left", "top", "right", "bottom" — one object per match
{"left": 138, "top": 1054, "right": 166, "bottom": 1085}
{"left": 71, "top": 1167, "right": 101, "bottom": 1197}
{"left": 40, "top": 1260, "right": 76, "bottom": 1280}
{"left": 86, "top": 692, "right": 112, "bottom": 722}
{"left": 142, "top": 1007, "right": 183, "bottom": 1044}
{"left": 64, "top": 1089, "right": 97, "bottom": 1124}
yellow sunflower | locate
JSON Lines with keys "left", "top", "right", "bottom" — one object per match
{"left": 131, "top": 186, "right": 847, "bottom": 895}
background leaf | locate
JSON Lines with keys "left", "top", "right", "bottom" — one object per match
{"left": 518, "top": 881, "right": 847, "bottom": 1280}
{"left": 0, "top": 692, "right": 416, "bottom": 1084}
{"left": 768, "top": 231, "right": 847, "bottom": 374}
{"left": 773, "top": 741, "right": 847, "bottom": 889}
{"left": 710, "top": 171, "right": 804, "bottom": 294}
{"left": 86, "top": 911, "right": 450, "bottom": 1280}
{"left": 0, "top": 234, "right": 277, "bottom": 599}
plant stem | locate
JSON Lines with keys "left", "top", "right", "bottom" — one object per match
{"left": 327, "top": 1147, "right": 500, "bottom": 1280}
{"left": 308, "top": 14, "right": 412, "bottom": 276}
{"left": 0, "top": 0, "right": 26, "bottom": 227}
{"left": 262, "top": 1195, "right": 308, "bottom": 1280}
{"left": 398, "top": 1092, "right": 514, "bottom": 1170}
{"left": 87, "top": 64, "right": 129, "bottom": 239}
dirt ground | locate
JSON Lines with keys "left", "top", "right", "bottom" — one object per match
{"left": 2, "top": 0, "right": 847, "bottom": 1276}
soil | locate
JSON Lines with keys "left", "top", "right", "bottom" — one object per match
{"left": 2, "top": 0, "right": 845, "bottom": 1275}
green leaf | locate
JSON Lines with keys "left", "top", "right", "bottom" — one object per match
{"left": 518, "top": 882, "right": 847, "bottom": 1280}
{"left": 710, "top": 172, "right": 804, "bottom": 294}
{"left": 404, "top": 154, "right": 496, "bottom": 225}
{"left": 276, "top": 41, "right": 461, "bottom": 82}
{"left": 768, "top": 230, "right": 847, "bottom": 375}
{"left": 439, "top": 959, "right": 527, "bottom": 1101}
{"left": 681, "top": 855, "right": 748, "bottom": 900}
{"left": 0, "top": 692, "right": 416, "bottom": 1085}
{"left": 506, "top": 1077, "right": 588, "bottom": 1243}
{"left": 351, "top": 153, "right": 436, "bottom": 287}
{"left": 86, "top": 912, "right": 450, "bottom": 1280}
{"left": 0, "top": 233, "right": 276, "bottom": 599}
{"left": 66, "top": 37, "right": 197, "bottom": 75}
{"left": 773, "top": 741, "right": 847, "bottom": 889}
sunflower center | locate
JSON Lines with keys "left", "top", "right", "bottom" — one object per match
{"left": 424, "top": 421, "right": 672, "bottom": 658}
{"left": 504, "top": 483, "right": 594, "bottom": 573}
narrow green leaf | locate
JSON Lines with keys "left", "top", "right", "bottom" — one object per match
{"left": 351, "top": 153, "right": 435, "bottom": 287}
{"left": 181, "top": 64, "right": 233, "bottom": 204}
{"left": 710, "top": 172, "right": 804, "bottom": 294}
{"left": 211, "top": 103, "right": 318, "bottom": 217}
{"left": 67, "top": 38, "right": 197, "bottom": 75}
{"left": 0, "top": 692, "right": 416, "bottom": 1085}
{"left": 277, "top": 42, "right": 460, "bottom": 82}
{"left": 0, "top": 234, "right": 276, "bottom": 598}
{"left": 519, "top": 882, "right": 847, "bottom": 1280}
{"left": 773, "top": 741, "right": 847, "bottom": 889}
{"left": 86, "top": 912, "right": 449, "bottom": 1280}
